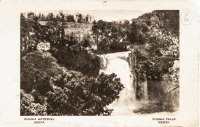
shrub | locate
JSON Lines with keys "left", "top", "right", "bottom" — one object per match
{"left": 20, "top": 51, "right": 124, "bottom": 116}
{"left": 53, "top": 47, "right": 100, "bottom": 77}
{"left": 20, "top": 90, "right": 47, "bottom": 116}
{"left": 21, "top": 51, "right": 62, "bottom": 94}
{"left": 47, "top": 72, "right": 124, "bottom": 116}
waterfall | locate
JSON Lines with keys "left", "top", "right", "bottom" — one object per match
{"left": 99, "top": 51, "right": 137, "bottom": 115}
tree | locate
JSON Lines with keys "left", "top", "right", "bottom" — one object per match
{"left": 153, "top": 10, "right": 179, "bottom": 36}
{"left": 128, "top": 10, "right": 179, "bottom": 80}
{"left": 40, "top": 14, "right": 46, "bottom": 21}
{"left": 59, "top": 11, "right": 65, "bottom": 21}
{"left": 47, "top": 13, "right": 54, "bottom": 20}
{"left": 20, "top": 51, "right": 124, "bottom": 116}
{"left": 20, "top": 90, "right": 47, "bottom": 116}
{"left": 66, "top": 15, "right": 75, "bottom": 22}
{"left": 77, "top": 13, "right": 83, "bottom": 23}
{"left": 20, "top": 18, "right": 44, "bottom": 56}
{"left": 20, "top": 13, "right": 25, "bottom": 20}
{"left": 80, "top": 34, "right": 93, "bottom": 48}
{"left": 53, "top": 46, "right": 101, "bottom": 77}
{"left": 46, "top": 72, "right": 124, "bottom": 115}
{"left": 21, "top": 51, "right": 61, "bottom": 94}
{"left": 85, "top": 15, "right": 90, "bottom": 23}
{"left": 92, "top": 20, "right": 127, "bottom": 53}
{"left": 20, "top": 12, "right": 126, "bottom": 115}
{"left": 128, "top": 10, "right": 179, "bottom": 107}
{"left": 27, "top": 12, "right": 35, "bottom": 20}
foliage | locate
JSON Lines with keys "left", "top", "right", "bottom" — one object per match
{"left": 128, "top": 11, "right": 179, "bottom": 110}
{"left": 20, "top": 90, "right": 47, "bottom": 116}
{"left": 20, "top": 51, "right": 62, "bottom": 94}
{"left": 92, "top": 20, "right": 129, "bottom": 53}
{"left": 20, "top": 51, "right": 124, "bottom": 116}
{"left": 20, "top": 10, "right": 180, "bottom": 114}
{"left": 133, "top": 63, "right": 179, "bottom": 113}
{"left": 20, "top": 19, "right": 42, "bottom": 56}
{"left": 66, "top": 15, "right": 75, "bottom": 22}
{"left": 21, "top": 12, "right": 92, "bottom": 23}
{"left": 52, "top": 45, "right": 100, "bottom": 77}
{"left": 128, "top": 10, "right": 179, "bottom": 81}
{"left": 153, "top": 10, "right": 179, "bottom": 36}
{"left": 20, "top": 18, "right": 64, "bottom": 56}
{"left": 20, "top": 15, "right": 100, "bottom": 76}
{"left": 47, "top": 72, "right": 124, "bottom": 115}
{"left": 80, "top": 34, "right": 94, "bottom": 48}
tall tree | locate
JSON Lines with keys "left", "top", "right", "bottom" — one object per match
{"left": 59, "top": 11, "right": 65, "bottom": 21}
{"left": 47, "top": 13, "right": 54, "bottom": 20}
{"left": 66, "top": 15, "right": 75, "bottom": 22}
{"left": 77, "top": 13, "right": 83, "bottom": 23}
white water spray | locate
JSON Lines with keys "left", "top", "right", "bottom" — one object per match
{"left": 99, "top": 51, "right": 138, "bottom": 115}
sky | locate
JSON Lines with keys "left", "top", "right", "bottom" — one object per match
{"left": 24, "top": 10, "right": 153, "bottom": 22}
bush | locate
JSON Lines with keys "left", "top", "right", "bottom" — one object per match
{"left": 20, "top": 51, "right": 124, "bottom": 116}
{"left": 21, "top": 51, "right": 62, "bottom": 94}
{"left": 20, "top": 90, "right": 47, "bottom": 116}
{"left": 20, "top": 17, "right": 100, "bottom": 77}
{"left": 127, "top": 11, "right": 179, "bottom": 114}
{"left": 92, "top": 20, "right": 129, "bottom": 54}
{"left": 20, "top": 20, "right": 42, "bottom": 56}
{"left": 46, "top": 72, "right": 124, "bottom": 115}
{"left": 53, "top": 47, "right": 100, "bottom": 77}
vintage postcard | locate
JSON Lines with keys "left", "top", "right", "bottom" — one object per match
{"left": 0, "top": 0, "right": 199, "bottom": 127}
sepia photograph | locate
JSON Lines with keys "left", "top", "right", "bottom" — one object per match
{"left": 20, "top": 10, "right": 179, "bottom": 116}
{"left": 0, "top": 0, "right": 199, "bottom": 126}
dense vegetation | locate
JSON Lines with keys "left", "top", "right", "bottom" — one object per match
{"left": 20, "top": 10, "right": 179, "bottom": 115}
{"left": 129, "top": 10, "right": 179, "bottom": 112}
{"left": 20, "top": 17, "right": 100, "bottom": 76}
{"left": 20, "top": 50, "right": 124, "bottom": 115}
{"left": 20, "top": 13, "right": 124, "bottom": 115}
{"left": 129, "top": 10, "right": 179, "bottom": 99}
{"left": 21, "top": 12, "right": 92, "bottom": 23}
{"left": 92, "top": 20, "right": 130, "bottom": 54}
{"left": 91, "top": 11, "right": 179, "bottom": 111}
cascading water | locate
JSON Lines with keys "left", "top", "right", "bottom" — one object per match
{"left": 98, "top": 51, "right": 138, "bottom": 115}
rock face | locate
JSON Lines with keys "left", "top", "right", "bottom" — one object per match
{"left": 98, "top": 51, "right": 148, "bottom": 115}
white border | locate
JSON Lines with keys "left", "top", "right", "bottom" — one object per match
{"left": 0, "top": 0, "right": 199, "bottom": 126}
